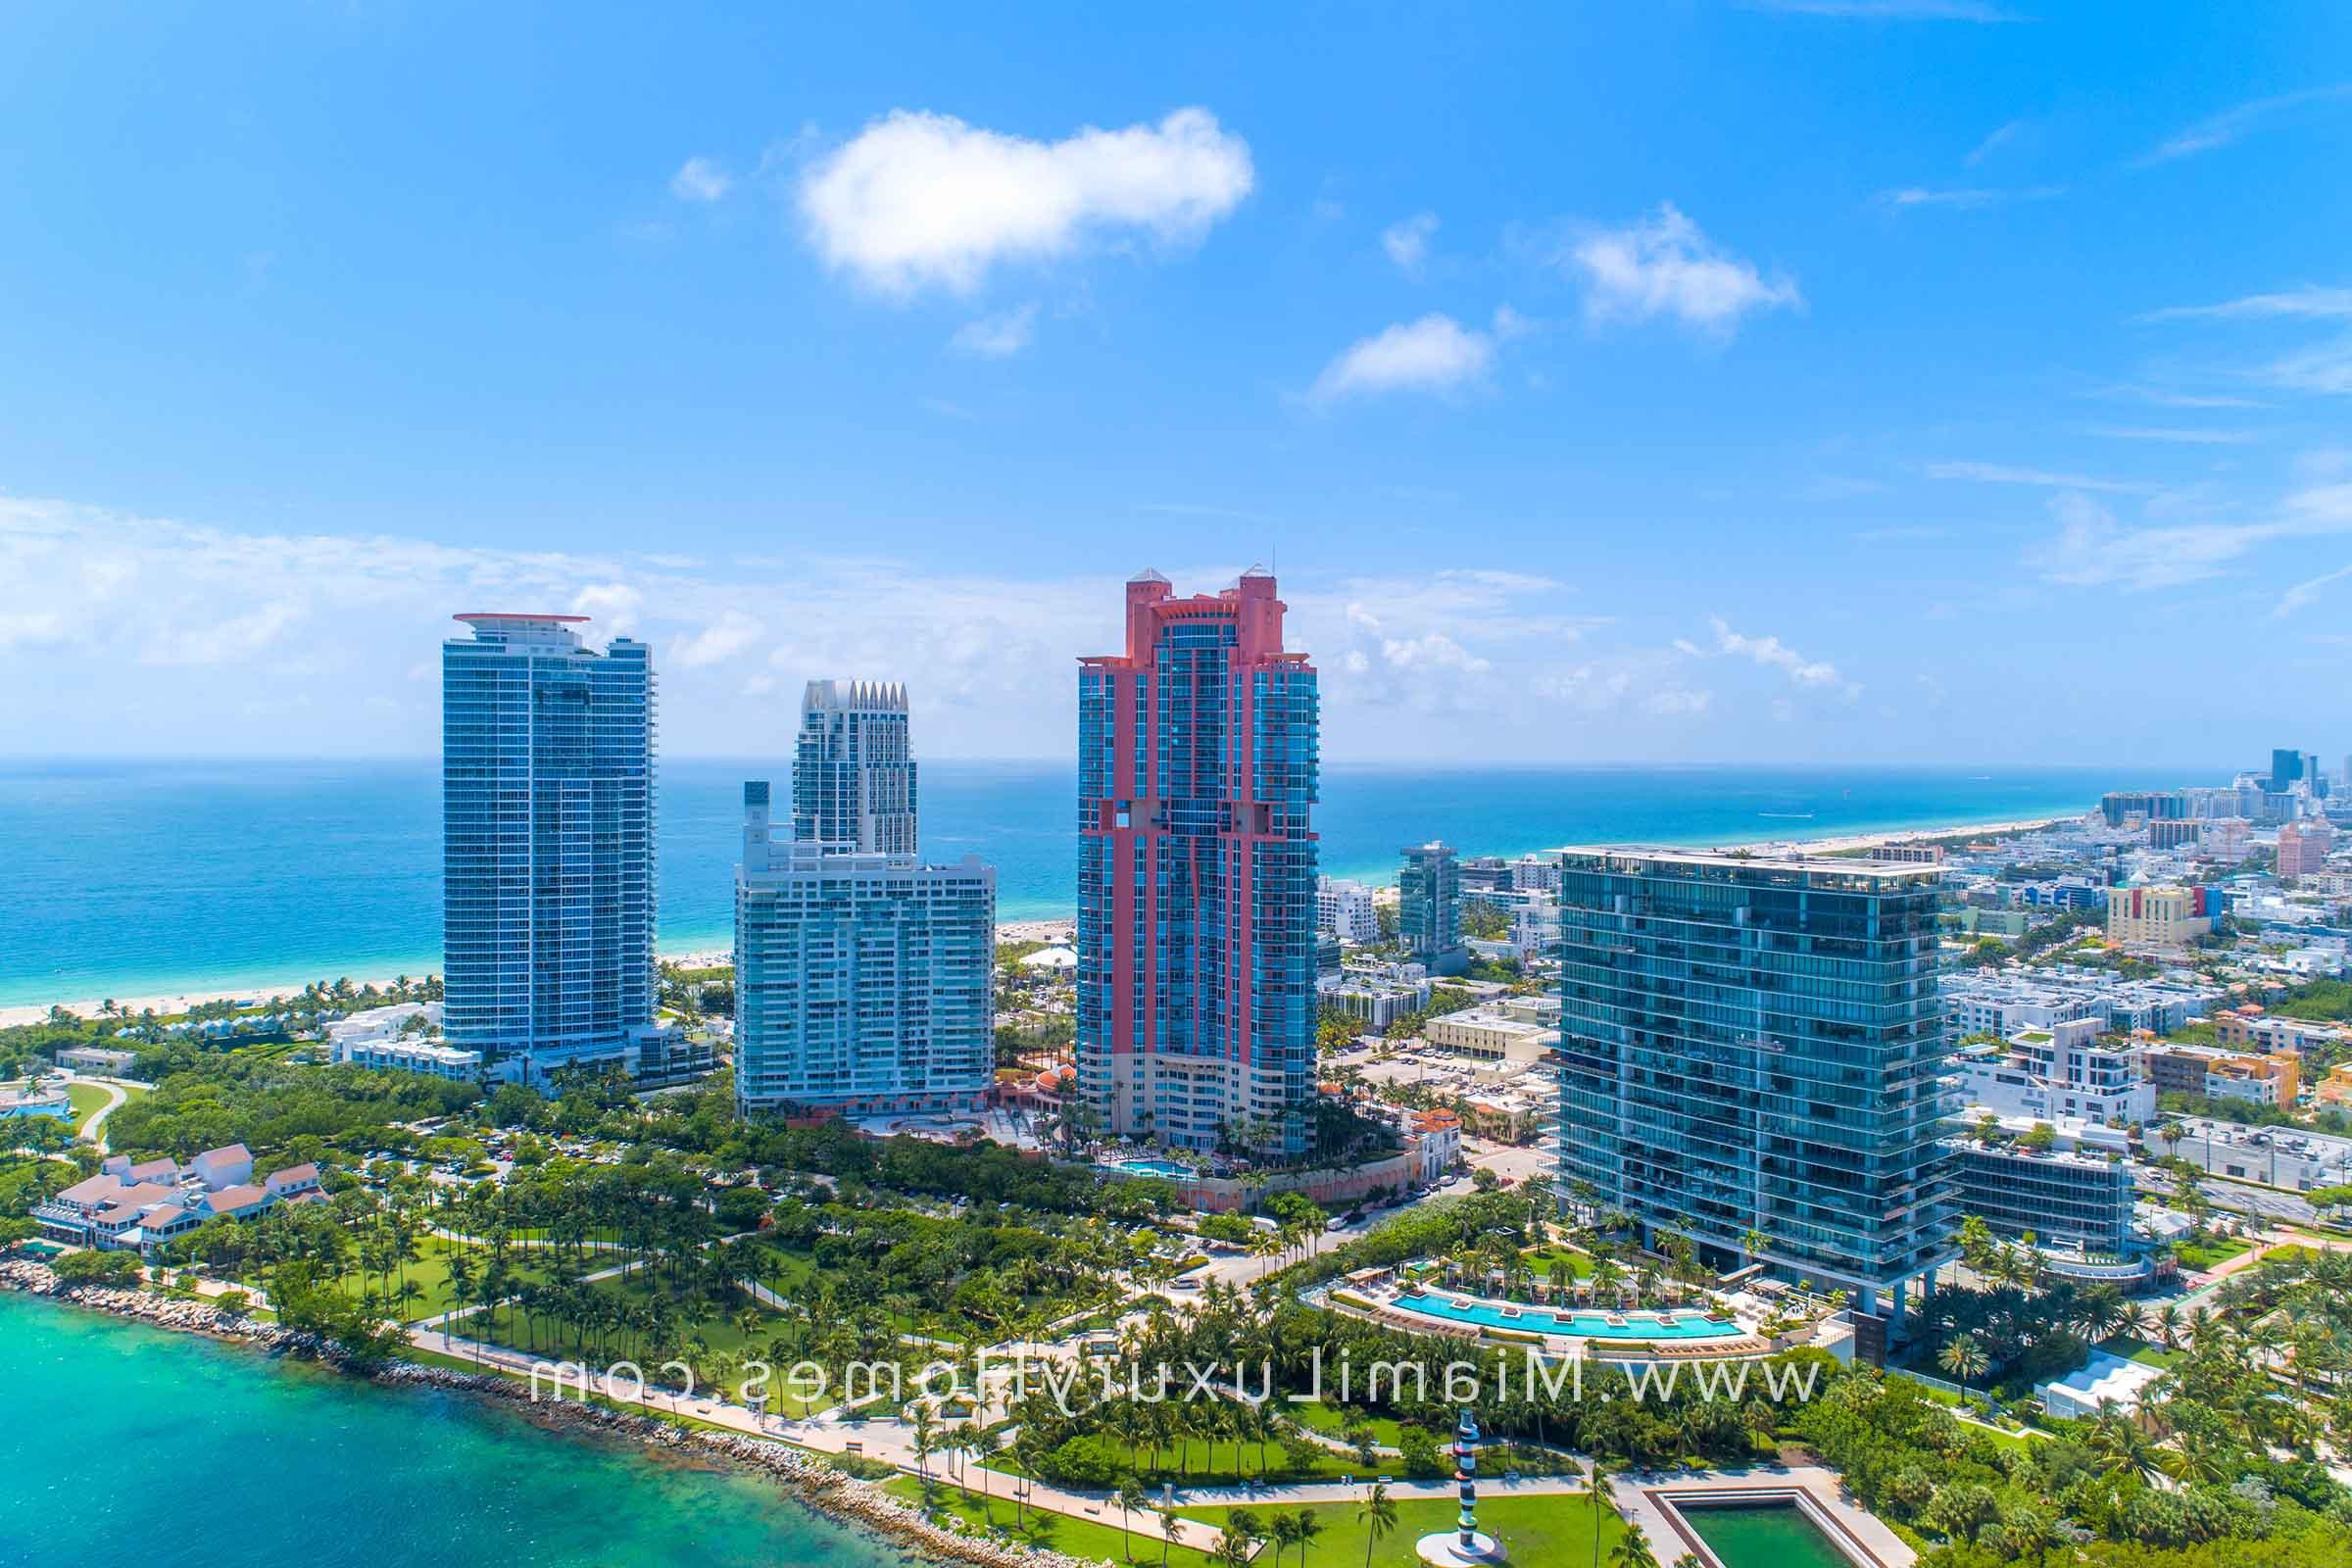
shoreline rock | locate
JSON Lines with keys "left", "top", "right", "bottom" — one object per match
{"left": 2, "top": 1259, "right": 1108, "bottom": 1568}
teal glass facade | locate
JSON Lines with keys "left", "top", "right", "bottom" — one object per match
{"left": 442, "top": 613, "right": 656, "bottom": 1077}
{"left": 1398, "top": 840, "right": 1465, "bottom": 973}
{"left": 1555, "top": 848, "right": 1955, "bottom": 1313}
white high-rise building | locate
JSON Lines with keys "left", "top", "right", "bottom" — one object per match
{"left": 1316, "top": 876, "right": 1378, "bottom": 945}
{"left": 793, "top": 680, "right": 917, "bottom": 855}
{"left": 734, "top": 782, "right": 994, "bottom": 1116}
{"left": 442, "top": 612, "right": 667, "bottom": 1083}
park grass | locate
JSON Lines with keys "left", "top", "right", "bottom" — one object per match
{"left": 449, "top": 1265, "right": 846, "bottom": 1415}
{"left": 1517, "top": 1245, "right": 1594, "bottom": 1280}
{"left": 2095, "top": 1335, "right": 2182, "bottom": 1369}
{"left": 1183, "top": 1493, "right": 1623, "bottom": 1568}
{"left": 321, "top": 1233, "right": 573, "bottom": 1322}
{"left": 2176, "top": 1237, "right": 2254, "bottom": 1271}
{"left": 1290, "top": 1401, "right": 1407, "bottom": 1448}
{"left": 887, "top": 1475, "right": 1222, "bottom": 1568}
{"left": 65, "top": 1082, "right": 114, "bottom": 1132}
{"left": 999, "top": 1433, "right": 1360, "bottom": 1487}
{"left": 745, "top": 1238, "right": 1092, "bottom": 1347}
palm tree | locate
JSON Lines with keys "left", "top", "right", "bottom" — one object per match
{"left": 1294, "top": 1506, "right": 1324, "bottom": 1568}
{"left": 1590, "top": 1457, "right": 1614, "bottom": 1568}
{"left": 1153, "top": 1505, "right": 1183, "bottom": 1568}
{"left": 1608, "top": 1531, "right": 1661, "bottom": 1568}
{"left": 1111, "top": 1476, "right": 1150, "bottom": 1561}
{"left": 910, "top": 1401, "right": 938, "bottom": 1482}
{"left": 969, "top": 1426, "right": 1004, "bottom": 1522}
{"left": 1356, "top": 1484, "right": 1397, "bottom": 1568}
{"left": 1938, "top": 1335, "right": 1990, "bottom": 1401}
{"left": 1268, "top": 1510, "right": 1302, "bottom": 1568}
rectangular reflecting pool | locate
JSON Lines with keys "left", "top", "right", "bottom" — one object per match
{"left": 1684, "top": 1500, "right": 1852, "bottom": 1568}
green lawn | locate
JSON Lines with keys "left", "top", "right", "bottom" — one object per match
{"left": 2094, "top": 1336, "right": 2182, "bottom": 1369}
{"left": 320, "top": 1233, "right": 575, "bottom": 1322}
{"left": 1290, "top": 1401, "right": 1407, "bottom": 1448}
{"left": 2176, "top": 1237, "right": 2254, "bottom": 1271}
{"left": 1183, "top": 1493, "right": 1624, "bottom": 1568}
{"left": 1025, "top": 1434, "right": 1362, "bottom": 1486}
{"left": 885, "top": 1475, "right": 1220, "bottom": 1568}
{"left": 1517, "top": 1246, "right": 1594, "bottom": 1280}
{"left": 65, "top": 1083, "right": 114, "bottom": 1132}
{"left": 453, "top": 1266, "right": 854, "bottom": 1415}
{"left": 744, "top": 1238, "right": 1102, "bottom": 1347}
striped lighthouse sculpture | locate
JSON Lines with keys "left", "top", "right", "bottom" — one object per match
{"left": 1415, "top": 1408, "right": 1504, "bottom": 1566}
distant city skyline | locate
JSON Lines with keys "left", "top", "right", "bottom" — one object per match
{"left": 4, "top": 8, "right": 2351, "bottom": 766}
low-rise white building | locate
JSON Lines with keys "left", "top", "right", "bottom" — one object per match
{"left": 2038, "top": 1350, "right": 2165, "bottom": 1423}
{"left": 328, "top": 1002, "right": 482, "bottom": 1081}
{"left": 1954, "top": 1017, "right": 2156, "bottom": 1127}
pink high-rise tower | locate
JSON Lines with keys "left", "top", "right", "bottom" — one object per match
{"left": 1075, "top": 568, "right": 1320, "bottom": 1155}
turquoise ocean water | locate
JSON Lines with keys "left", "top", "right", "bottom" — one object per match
{"left": 0, "top": 759, "right": 2187, "bottom": 1007}
{"left": 0, "top": 1292, "right": 906, "bottom": 1568}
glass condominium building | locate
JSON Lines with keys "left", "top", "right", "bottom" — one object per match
{"left": 734, "top": 781, "right": 994, "bottom": 1115}
{"left": 793, "top": 679, "right": 918, "bottom": 855}
{"left": 442, "top": 612, "right": 661, "bottom": 1082}
{"left": 1399, "top": 840, "right": 1467, "bottom": 975}
{"left": 1076, "top": 568, "right": 1319, "bottom": 1155}
{"left": 1555, "top": 847, "right": 1955, "bottom": 1321}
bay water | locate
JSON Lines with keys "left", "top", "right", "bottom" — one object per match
{"left": 0, "top": 1292, "right": 906, "bottom": 1568}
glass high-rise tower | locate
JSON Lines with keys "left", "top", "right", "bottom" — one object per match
{"left": 734, "top": 780, "right": 994, "bottom": 1116}
{"left": 1076, "top": 568, "right": 1319, "bottom": 1155}
{"left": 1554, "top": 847, "right": 1955, "bottom": 1322}
{"left": 1398, "top": 840, "right": 1467, "bottom": 975}
{"left": 442, "top": 612, "right": 662, "bottom": 1082}
{"left": 793, "top": 680, "right": 917, "bottom": 855}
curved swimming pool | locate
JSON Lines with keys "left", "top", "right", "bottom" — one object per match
{"left": 1387, "top": 1289, "right": 1745, "bottom": 1341}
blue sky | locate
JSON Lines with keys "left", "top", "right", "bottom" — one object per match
{"left": 2, "top": 2, "right": 2348, "bottom": 768}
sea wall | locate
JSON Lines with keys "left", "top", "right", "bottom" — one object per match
{"left": 0, "top": 1259, "right": 1108, "bottom": 1568}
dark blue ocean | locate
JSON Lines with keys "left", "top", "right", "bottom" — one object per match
{"left": 0, "top": 759, "right": 2188, "bottom": 1007}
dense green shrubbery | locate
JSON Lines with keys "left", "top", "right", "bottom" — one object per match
{"left": 104, "top": 1058, "right": 478, "bottom": 1160}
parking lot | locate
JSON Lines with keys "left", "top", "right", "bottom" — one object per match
{"left": 2158, "top": 1116, "right": 2352, "bottom": 1193}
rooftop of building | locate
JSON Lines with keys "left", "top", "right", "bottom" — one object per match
{"left": 802, "top": 678, "right": 909, "bottom": 712}
{"left": 1552, "top": 844, "right": 1943, "bottom": 885}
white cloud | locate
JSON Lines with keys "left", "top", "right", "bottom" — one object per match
{"left": 1643, "top": 687, "right": 1713, "bottom": 716}
{"left": 2137, "top": 285, "right": 2352, "bottom": 322}
{"left": 1382, "top": 212, "right": 1439, "bottom": 276}
{"left": 948, "top": 302, "right": 1039, "bottom": 358}
{"left": 1707, "top": 616, "right": 1858, "bottom": 697}
{"left": 2262, "top": 338, "right": 2352, "bottom": 395}
{"left": 2138, "top": 82, "right": 2352, "bottom": 166}
{"left": 1964, "top": 119, "right": 2026, "bottom": 167}
{"left": 0, "top": 609, "right": 70, "bottom": 650}
{"left": 669, "top": 156, "right": 734, "bottom": 203}
{"left": 2086, "top": 427, "right": 2254, "bottom": 445}
{"left": 1927, "top": 460, "right": 2158, "bottom": 495}
{"left": 2101, "top": 384, "right": 2270, "bottom": 410}
{"left": 1564, "top": 204, "right": 1800, "bottom": 335}
{"left": 570, "top": 582, "right": 642, "bottom": 633}
{"left": 1309, "top": 314, "right": 1495, "bottom": 403}
{"left": 1742, "top": 0, "right": 2013, "bottom": 16}
{"left": 1879, "top": 184, "right": 2063, "bottom": 210}
{"left": 2273, "top": 564, "right": 2352, "bottom": 619}
{"left": 798, "top": 107, "right": 1252, "bottom": 296}
{"left": 673, "top": 610, "right": 766, "bottom": 668}
{"left": 2024, "top": 483, "right": 2352, "bottom": 592}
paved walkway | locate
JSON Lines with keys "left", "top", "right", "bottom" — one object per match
{"left": 74, "top": 1078, "right": 131, "bottom": 1150}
